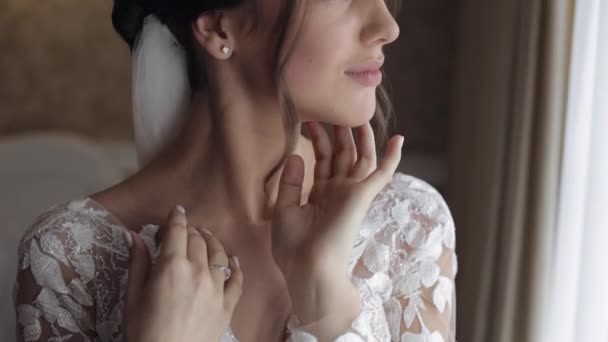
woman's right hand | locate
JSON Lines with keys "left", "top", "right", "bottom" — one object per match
{"left": 122, "top": 205, "right": 243, "bottom": 342}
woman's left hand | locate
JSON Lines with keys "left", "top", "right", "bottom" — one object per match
{"left": 271, "top": 121, "right": 404, "bottom": 324}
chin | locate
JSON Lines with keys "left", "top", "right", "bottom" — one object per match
{"left": 347, "top": 102, "right": 377, "bottom": 126}
{"left": 333, "top": 102, "right": 377, "bottom": 127}
{"left": 300, "top": 97, "right": 376, "bottom": 127}
{"left": 331, "top": 110, "right": 376, "bottom": 128}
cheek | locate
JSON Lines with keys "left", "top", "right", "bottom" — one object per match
{"left": 283, "top": 37, "right": 377, "bottom": 126}
{"left": 284, "top": 30, "right": 334, "bottom": 90}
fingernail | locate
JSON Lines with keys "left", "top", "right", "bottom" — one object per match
{"left": 123, "top": 230, "right": 133, "bottom": 249}
{"left": 176, "top": 205, "right": 186, "bottom": 214}
{"left": 398, "top": 136, "right": 405, "bottom": 149}
{"left": 232, "top": 256, "right": 240, "bottom": 267}
{"left": 201, "top": 227, "right": 212, "bottom": 236}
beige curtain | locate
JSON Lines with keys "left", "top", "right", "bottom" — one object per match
{"left": 446, "top": 0, "right": 575, "bottom": 341}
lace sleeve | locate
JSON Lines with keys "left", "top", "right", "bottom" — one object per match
{"left": 285, "top": 173, "right": 458, "bottom": 341}
{"left": 13, "top": 222, "right": 97, "bottom": 342}
{"left": 12, "top": 198, "right": 160, "bottom": 342}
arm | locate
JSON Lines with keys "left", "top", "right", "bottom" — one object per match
{"left": 13, "top": 226, "right": 97, "bottom": 341}
{"left": 283, "top": 261, "right": 363, "bottom": 342}
{"left": 285, "top": 176, "right": 458, "bottom": 342}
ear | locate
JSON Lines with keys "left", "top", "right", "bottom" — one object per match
{"left": 192, "top": 11, "right": 236, "bottom": 60}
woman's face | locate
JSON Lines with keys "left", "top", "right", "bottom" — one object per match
{"left": 219, "top": 0, "right": 399, "bottom": 127}
{"left": 280, "top": 0, "right": 400, "bottom": 127}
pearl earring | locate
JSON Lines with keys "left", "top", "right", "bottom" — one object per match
{"left": 221, "top": 45, "right": 231, "bottom": 55}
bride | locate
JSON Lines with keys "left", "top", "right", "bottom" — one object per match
{"left": 13, "top": 0, "right": 457, "bottom": 341}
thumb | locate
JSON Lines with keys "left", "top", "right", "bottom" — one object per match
{"left": 275, "top": 154, "right": 305, "bottom": 211}
{"left": 124, "top": 230, "right": 151, "bottom": 317}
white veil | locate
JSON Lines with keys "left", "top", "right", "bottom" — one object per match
{"left": 131, "top": 14, "right": 191, "bottom": 168}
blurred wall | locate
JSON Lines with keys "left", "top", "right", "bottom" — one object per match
{"left": 386, "top": 0, "right": 459, "bottom": 155}
{"left": 0, "top": 0, "right": 133, "bottom": 140}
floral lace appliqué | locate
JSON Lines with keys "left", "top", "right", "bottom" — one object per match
{"left": 13, "top": 172, "right": 457, "bottom": 342}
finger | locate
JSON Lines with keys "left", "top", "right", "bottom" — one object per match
{"left": 332, "top": 125, "right": 357, "bottom": 177}
{"left": 363, "top": 135, "right": 404, "bottom": 194}
{"left": 350, "top": 122, "right": 377, "bottom": 180}
{"left": 275, "top": 155, "right": 305, "bottom": 211}
{"left": 223, "top": 256, "right": 243, "bottom": 313}
{"left": 305, "top": 121, "right": 333, "bottom": 180}
{"left": 159, "top": 205, "right": 188, "bottom": 260}
{"left": 201, "top": 229, "right": 230, "bottom": 286}
{"left": 187, "top": 225, "right": 208, "bottom": 268}
{"left": 125, "top": 230, "right": 151, "bottom": 318}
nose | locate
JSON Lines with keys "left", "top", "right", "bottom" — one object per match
{"left": 361, "top": 0, "right": 401, "bottom": 47}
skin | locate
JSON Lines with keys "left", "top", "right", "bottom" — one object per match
{"left": 93, "top": 0, "right": 400, "bottom": 341}
{"left": 271, "top": 121, "right": 404, "bottom": 340}
{"left": 124, "top": 208, "right": 245, "bottom": 342}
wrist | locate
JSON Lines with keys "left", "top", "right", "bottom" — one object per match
{"left": 286, "top": 260, "right": 361, "bottom": 326}
{"left": 287, "top": 309, "right": 361, "bottom": 342}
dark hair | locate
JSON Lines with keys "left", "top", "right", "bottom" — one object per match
{"left": 112, "top": 0, "right": 401, "bottom": 176}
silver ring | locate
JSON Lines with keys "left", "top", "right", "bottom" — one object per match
{"left": 209, "top": 264, "right": 231, "bottom": 281}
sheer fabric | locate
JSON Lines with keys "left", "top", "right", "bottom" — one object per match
{"left": 12, "top": 172, "right": 458, "bottom": 342}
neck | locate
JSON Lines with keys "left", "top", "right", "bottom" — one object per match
{"left": 123, "top": 89, "right": 315, "bottom": 232}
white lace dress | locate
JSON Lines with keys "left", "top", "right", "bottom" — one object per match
{"left": 12, "top": 172, "right": 458, "bottom": 342}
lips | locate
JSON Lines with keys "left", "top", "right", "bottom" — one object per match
{"left": 345, "top": 69, "right": 383, "bottom": 87}
{"left": 344, "top": 57, "right": 385, "bottom": 87}
{"left": 345, "top": 57, "right": 385, "bottom": 74}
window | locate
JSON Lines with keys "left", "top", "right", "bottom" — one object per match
{"left": 542, "top": 1, "right": 608, "bottom": 341}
